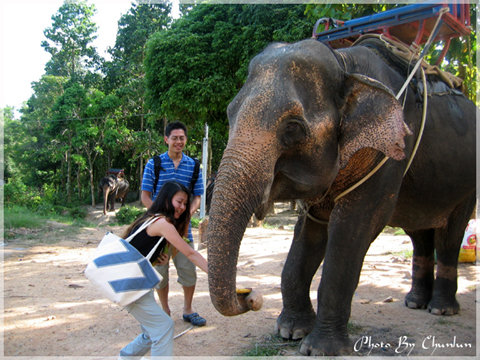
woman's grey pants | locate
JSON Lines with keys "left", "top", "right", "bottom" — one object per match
{"left": 119, "top": 290, "right": 174, "bottom": 358}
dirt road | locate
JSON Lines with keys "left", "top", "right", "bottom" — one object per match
{"left": 2, "top": 206, "right": 477, "bottom": 358}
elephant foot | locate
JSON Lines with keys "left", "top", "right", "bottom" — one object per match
{"left": 428, "top": 296, "right": 460, "bottom": 316}
{"left": 276, "top": 308, "right": 316, "bottom": 341}
{"left": 299, "top": 331, "right": 352, "bottom": 356}
{"left": 404, "top": 290, "right": 431, "bottom": 310}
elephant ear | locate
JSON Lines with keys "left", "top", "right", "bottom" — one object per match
{"left": 338, "top": 73, "right": 412, "bottom": 168}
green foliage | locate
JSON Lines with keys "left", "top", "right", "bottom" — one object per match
{"left": 5, "top": 2, "right": 476, "bottom": 216}
{"left": 3, "top": 176, "right": 88, "bottom": 221}
{"left": 3, "top": 178, "right": 32, "bottom": 207}
{"left": 16, "top": 75, "right": 69, "bottom": 187}
{"left": 190, "top": 217, "right": 200, "bottom": 228}
{"left": 383, "top": 226, "right": 406, "bottom": 235}
{"left": 145, "top": 3, "right": 315, "bottom": 169}
{"left": 305, "top": 3, "right": 477, "bottom": 104}
{"left": 4, "top": 205, "right": 92, "bottom": 242}
{"left": 388, "top": 249, "right": 413, "bottom": 260}
{"left": 101, "top": 3, "right": 173, "bottom": 191}
{"left": 241, "top": 334, "right": 297, "bottom": 356}
{"left": 347, "top": 320, "right": 364, "bottom": 335}
{"left": 104, "top": 2, "right": 171, "bottom": 91}
{"left": 262, "top": 222, "right": 277, "bottom": 230}
{"left": 66, "top": 206, "right": 89, "bottom": 219}
{"left": 115, "top": 205, "right": 145, "bottom": 225}
{"left": 4, "top": 206, "right": 51, "bottom": 231}
{"left": 41, "top": 0, "right": 101, "bottom": 78}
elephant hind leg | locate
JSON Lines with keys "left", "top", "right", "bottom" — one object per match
{"left": 429, "top": 194, "right": 476, "bottom": 316}
{"left": 404, "top": 229, "right": 435, "bottom": 310}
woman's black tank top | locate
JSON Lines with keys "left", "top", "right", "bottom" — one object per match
{"left": 128, "top": 222, "right": 166, "bottom": 264}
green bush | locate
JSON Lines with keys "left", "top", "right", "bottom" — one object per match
{"left": 191, "top": 217, "right": 200, "bottom": 228}
{"left": 241, "top": 334, "right": 297, "bottom": 356}
{"left": 67, "top": 206, "right": 88, "bottom": 219}
{"left": 4, "top": 206, "right": 45, "bottom": 230}
{"left": 116, "top": 205, "right": 144, "bottom": 225}
{"left": 4, "top": 179, "right": 31, "bottom": 207}
{"left": 35, "top": 202, "right": 57, "bottom": 215}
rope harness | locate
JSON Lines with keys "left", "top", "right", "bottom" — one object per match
{"left": 299, "top": 8, "right": 452, "bottom": 225}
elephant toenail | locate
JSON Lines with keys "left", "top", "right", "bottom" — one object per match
{"left": 407, "top": 301, "right": 417, "bottom": 309}
{"left": 292, "top": 329, "right": 306, "bottom": 340}
{"left": 429, "top": 308, "right": 442, "bottom": 315}
{"left": 280, "top": 328, "right": 291, "bottom": 339}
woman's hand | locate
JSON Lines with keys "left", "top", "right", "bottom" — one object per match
{"left": 147, "top": 218, "right": 208, "bottom": 273}
{"left": 152, "top": 252, "right": 169, "bottom": 266}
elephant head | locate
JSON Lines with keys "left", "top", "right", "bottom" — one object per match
{"left": 207, "top": 39, "right": 411, "bottom": 316}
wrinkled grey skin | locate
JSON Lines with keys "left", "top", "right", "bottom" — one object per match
{"left": 98, "top": 175, "right": 129, "bottom": 215}
{"left": 206, "top": 39, "right": 476, "bottom": 356}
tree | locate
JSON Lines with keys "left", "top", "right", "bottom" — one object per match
{"left": 3, "top": 106, "right": 22, "bottom": 182}
{"left": 103, "top": 2, "right": 172, "bottom": 192}
{"left": 41, "top": 0, "right": 101, "bottom": 81}
{"left": 18, "top": 75, "right": 68, "bottom": 188}
{"left": 145, "top": 4, "right": 315, "bottom": 171}
{"left": 438, "top": 5, "right": 477, "bottom": 102}
{"left": 73, "top": 90, "right": 122, "bottom": 206}
{"left": 35, "top": 0, "right": 105, "bottom": 203}
{"left": 47, "top": 82, "right": 87, "bottom": 203}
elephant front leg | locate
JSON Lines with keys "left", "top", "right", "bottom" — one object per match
{"left": 277, "top": 214, "right": 328, "bottom": 341}
{"left": 108, "top": 193, "right": 116, "bottom": 212}
{"left": 299, "top": 208, "right": 384, "bottom": 356}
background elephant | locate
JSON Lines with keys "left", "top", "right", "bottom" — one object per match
{"left": 206, "top": 38, "right": 476, "bottom": 356}
{"left": 98, "top": 175, "right": 129, "bottom": 215}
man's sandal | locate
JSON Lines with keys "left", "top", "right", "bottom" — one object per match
{"left": 183, "top": 312, "right": 206, "bottom": 327}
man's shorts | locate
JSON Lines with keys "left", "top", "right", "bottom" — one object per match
{"left": 154, "top": 241, "right": 197, "bottom": 289}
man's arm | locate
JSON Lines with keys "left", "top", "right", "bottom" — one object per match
{"left": 141, "top": 190, "right": 153, "bottom": 209}
{"left": 140, "top": 158, "right": 155, "bottom": 209}
{"left": 190, "top": 195, "right": 201, "bottom": 216}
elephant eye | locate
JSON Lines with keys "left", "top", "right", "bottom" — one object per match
{"left": 281, "top": 120, "right": 306, "bottom": 148}
{"left": 286, "top": 122, "right": 299, "bottom": 132}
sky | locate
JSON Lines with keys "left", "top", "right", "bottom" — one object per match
{"left": 0, "top": 0, "right": 179, "bottom": 118}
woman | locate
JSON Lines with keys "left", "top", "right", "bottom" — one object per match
{"left": 118, "top": 181, "right": 208, "bottom": 359}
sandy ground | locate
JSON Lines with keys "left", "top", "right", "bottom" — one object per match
{"left": 2, "top": 204, "right": 478, "bottom": 359}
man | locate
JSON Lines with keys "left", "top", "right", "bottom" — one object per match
{"left": 141, "top": 121, "right": 206, "bottom": 326}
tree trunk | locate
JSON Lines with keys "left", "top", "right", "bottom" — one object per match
{"left": 85, "top": 151, "right": 96, "bottom": 207}
{"left": 67, "top": 150, "right": 72, "bottom": 203}
{"left": 61, "top": 155, "right": 66, "bottom": 190}
{"left": 107, "top": 150, "right": 112, "bottom": 170}
{"left": 139, "top": 111, "right": 145, "bottom": 200}
{"left": 90, "top": 169, "right": 95, "bottom": 207}
{"left": 77, "top": 167, "right": 82, "bottom": 199}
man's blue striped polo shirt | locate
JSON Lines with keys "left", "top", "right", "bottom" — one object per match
{"left": 141, "top": 152, "right": 204, "bottom": 241}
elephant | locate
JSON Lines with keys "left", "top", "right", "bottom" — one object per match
{"left": 98, "top": 174, "right": 130, "bottom": 215}
{"left": 206, "top": 38, "right": 476, "bottom": 356}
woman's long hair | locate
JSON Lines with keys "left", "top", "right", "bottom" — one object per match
{"left": 122, "top": 181, "right": 192, "bottom": 239}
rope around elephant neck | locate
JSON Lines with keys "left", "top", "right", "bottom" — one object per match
{"left": 403, "top": 67, "right": 428, "bottom": 175}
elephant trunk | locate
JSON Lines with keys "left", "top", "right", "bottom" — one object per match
{"left": 207, "top": 143, "right": 273, "bottom": 316}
